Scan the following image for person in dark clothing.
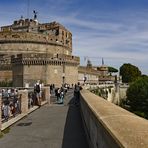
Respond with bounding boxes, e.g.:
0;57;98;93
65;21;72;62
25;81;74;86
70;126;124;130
3;98;10;121
34;81;42;107
74;82;82;106
50;84;53;94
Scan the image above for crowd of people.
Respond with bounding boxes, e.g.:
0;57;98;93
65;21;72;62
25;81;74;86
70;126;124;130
49;82;82;105
1;82;44;122
0;81;83;122
54;87;65;104
1;88;21;122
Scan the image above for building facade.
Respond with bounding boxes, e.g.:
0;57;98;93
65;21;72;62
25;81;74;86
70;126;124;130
78;61;116;85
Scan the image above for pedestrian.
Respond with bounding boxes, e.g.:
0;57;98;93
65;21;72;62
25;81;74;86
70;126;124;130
59;87;64;104
34;80;42;107
50;84;53;94
3;98;10;121
57;88;61;103
74;82;82;106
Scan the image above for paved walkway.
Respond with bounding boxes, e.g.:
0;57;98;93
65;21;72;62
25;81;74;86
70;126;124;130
0;90;89;148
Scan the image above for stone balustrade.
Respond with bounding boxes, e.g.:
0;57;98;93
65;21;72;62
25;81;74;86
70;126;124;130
80;89;148;148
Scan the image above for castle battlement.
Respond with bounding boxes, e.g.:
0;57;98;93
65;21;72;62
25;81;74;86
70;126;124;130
11;53;79;66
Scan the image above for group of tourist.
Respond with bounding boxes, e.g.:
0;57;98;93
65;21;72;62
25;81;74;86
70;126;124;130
54;82;82;105
1;88;21;122
55;87;65;104
0;81;83;123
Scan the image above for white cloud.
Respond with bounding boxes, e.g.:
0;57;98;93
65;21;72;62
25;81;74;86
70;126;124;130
0;1;148;74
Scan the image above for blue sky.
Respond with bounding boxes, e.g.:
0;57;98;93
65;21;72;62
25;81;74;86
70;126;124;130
0;0;148;74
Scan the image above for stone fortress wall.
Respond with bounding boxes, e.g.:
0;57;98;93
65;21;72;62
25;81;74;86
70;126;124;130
11;53;79;87
0;55;12;81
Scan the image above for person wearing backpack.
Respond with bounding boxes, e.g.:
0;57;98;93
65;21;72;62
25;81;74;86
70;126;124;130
34;80;42;107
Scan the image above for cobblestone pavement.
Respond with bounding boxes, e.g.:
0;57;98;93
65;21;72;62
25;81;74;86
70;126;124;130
0;89;89;148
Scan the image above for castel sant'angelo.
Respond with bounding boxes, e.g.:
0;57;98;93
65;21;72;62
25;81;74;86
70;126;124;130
0;13;80;87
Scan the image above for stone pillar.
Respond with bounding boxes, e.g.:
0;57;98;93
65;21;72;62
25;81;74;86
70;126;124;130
44;87;50;104
18;90;28;114
0;95;2;132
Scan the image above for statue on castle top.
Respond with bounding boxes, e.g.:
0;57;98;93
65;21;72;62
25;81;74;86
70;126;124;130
33;10;38;20
21;15;23;20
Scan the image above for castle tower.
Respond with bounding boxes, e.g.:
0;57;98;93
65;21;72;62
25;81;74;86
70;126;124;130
0;16;79;86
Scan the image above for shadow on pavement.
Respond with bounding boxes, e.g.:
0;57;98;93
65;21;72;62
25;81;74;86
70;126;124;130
62;97;89;148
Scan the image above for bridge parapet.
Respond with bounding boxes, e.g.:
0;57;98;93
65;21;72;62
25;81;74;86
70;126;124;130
80;89;148;148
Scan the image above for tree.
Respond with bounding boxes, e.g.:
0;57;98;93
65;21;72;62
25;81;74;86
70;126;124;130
120;63;141;83
108;66;118;75
126;76;148;118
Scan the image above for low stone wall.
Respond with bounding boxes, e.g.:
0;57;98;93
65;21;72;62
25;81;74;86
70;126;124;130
80;89;148;148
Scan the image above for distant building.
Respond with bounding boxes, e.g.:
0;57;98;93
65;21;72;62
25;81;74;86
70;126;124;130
78;66;99;84
78;59;116;84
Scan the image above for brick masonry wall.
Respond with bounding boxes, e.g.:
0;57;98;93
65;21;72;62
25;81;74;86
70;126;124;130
0;71;12;81
12;65;23;87
46;65;63;87
13;64;78;87
65;65;78;85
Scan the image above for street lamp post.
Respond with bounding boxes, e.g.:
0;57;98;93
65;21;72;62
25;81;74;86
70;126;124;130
62;73;65;86
62;53;66;86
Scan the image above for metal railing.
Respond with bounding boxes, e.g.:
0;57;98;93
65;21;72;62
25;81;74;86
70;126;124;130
0;87;49;131
1;89;21;122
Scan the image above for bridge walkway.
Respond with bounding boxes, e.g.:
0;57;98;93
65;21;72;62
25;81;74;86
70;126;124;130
0;89;89;148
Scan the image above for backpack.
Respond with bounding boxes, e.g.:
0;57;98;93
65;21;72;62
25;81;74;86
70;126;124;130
35;84;40;93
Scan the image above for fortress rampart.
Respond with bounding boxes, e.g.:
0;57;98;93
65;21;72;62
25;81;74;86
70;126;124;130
11;53;79;66
11;53;79;87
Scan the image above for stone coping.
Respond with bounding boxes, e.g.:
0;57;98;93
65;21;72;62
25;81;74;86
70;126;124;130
80;89;148;148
